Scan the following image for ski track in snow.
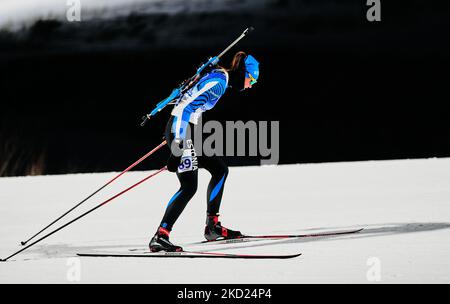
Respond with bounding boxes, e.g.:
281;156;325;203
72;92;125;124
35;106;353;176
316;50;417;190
1;159;450;283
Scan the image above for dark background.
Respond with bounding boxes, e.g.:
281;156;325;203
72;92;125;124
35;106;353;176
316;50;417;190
1;0;449;177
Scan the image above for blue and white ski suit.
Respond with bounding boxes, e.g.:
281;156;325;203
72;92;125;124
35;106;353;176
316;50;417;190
170;68;229;140
160;68;230;231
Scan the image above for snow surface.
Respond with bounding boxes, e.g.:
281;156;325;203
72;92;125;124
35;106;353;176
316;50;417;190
0;0;270;30
1;158;450;284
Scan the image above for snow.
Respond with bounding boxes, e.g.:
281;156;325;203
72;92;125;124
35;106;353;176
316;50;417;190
0;0;270;30
1;158;450;283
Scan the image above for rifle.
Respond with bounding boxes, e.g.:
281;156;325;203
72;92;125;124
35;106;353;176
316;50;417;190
140;27;255;127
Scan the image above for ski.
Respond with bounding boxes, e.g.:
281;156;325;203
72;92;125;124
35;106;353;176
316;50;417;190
77;251;301;260
126;228;364;253
193;228;364;245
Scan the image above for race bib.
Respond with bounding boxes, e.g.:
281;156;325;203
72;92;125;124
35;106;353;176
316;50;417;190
177;143;198;173
178;156;194;173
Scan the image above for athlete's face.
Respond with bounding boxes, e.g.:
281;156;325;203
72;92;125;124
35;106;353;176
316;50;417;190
243;72;257;90
244;76;253;90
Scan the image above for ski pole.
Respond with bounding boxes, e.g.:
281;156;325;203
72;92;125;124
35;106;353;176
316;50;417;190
20;140;167;246
1;167;168;262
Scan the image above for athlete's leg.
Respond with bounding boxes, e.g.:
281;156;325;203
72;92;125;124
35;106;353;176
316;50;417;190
201;155;229;215
200;155;242;241
158;116;199;231
150;119;199;251
150;171;196;252
159;170;198;232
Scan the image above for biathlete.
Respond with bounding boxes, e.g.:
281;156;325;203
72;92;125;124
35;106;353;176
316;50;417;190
150;51;260;252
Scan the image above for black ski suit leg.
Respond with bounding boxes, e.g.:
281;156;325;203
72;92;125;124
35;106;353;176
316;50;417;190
159;116;199;231
159;170;198;231
201;155;229;215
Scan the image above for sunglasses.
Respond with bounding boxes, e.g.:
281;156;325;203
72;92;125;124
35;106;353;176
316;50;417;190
247;72;257;85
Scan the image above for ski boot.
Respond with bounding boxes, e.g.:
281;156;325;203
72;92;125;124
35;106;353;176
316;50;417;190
204;214;243;241
149;227;183;253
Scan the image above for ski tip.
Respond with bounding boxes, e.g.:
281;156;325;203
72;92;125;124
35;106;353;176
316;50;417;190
288;253;302;259
0;259;6;262
269;253;301;260
263;252;301;259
